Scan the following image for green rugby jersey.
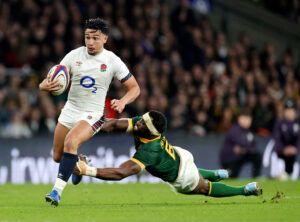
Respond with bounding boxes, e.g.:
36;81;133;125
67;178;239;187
130;116;180;182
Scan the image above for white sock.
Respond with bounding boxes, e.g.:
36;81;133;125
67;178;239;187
53;178;67;196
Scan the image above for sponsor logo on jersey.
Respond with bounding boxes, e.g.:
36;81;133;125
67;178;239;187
100;64;107;72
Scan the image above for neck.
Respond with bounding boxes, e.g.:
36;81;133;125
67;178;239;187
138;134;161;144
145;134;159;139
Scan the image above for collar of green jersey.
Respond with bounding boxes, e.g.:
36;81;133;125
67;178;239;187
137;135;161;144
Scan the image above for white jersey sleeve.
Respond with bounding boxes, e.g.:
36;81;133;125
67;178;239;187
111;56;131;83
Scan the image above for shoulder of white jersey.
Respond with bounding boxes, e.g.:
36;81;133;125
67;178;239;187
73;46;86;54
63;46;85;58
102;48;115;56
103;49;123;62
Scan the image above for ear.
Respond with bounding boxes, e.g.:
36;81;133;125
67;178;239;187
103;34;108;43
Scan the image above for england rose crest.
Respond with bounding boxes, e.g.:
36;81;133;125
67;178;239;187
100;64;107;72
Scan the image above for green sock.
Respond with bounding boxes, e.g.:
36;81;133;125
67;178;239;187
198;168;219;182
208;182;245;197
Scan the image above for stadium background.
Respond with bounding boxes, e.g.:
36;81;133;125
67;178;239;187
0;0;300;183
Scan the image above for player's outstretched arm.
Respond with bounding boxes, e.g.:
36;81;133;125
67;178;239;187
75;159;141;181
39;78;61;92
100;118;129;133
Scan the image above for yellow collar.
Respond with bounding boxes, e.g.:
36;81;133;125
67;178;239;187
138;135;161;144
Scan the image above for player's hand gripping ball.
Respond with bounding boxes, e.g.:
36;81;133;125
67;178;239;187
47;64;70;96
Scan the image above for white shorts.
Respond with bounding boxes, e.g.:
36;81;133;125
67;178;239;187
168;146;200;194
58;103;104;134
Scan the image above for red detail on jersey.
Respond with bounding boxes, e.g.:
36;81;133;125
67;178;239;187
100;64;107;72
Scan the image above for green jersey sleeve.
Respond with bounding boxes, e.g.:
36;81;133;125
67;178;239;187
132;116;141;125
127;116;141;133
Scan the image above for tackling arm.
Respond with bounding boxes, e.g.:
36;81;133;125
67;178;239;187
75;159;142;181
100;118;130;133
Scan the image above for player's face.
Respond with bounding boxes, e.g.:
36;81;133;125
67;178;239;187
134;119;152;137
84;29;108;55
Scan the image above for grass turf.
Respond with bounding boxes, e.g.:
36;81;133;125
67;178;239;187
0;180;299;222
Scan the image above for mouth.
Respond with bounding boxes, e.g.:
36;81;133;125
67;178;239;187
87;47;95;52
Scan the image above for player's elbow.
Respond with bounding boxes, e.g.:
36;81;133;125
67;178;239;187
116;168;135;180
115;170;129;180
135;85;140;98
129;82;140;99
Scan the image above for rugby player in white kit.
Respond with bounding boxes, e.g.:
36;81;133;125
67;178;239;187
39;18;140;206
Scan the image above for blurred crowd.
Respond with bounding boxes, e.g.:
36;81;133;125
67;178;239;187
262;0;300;23
0;0;299;139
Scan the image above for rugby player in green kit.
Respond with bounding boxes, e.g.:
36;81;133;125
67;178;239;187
75;110;262;197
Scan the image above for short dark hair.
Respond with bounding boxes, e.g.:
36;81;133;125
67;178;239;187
84;18;109;35
233;107;252;122
149;110;167;134
238;108;252;117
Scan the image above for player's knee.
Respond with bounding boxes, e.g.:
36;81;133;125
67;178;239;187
64;136;79;152
198;179;210;195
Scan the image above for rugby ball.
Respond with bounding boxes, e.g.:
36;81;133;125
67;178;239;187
47;64;70;96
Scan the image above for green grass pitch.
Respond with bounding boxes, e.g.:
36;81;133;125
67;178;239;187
0;180;299;222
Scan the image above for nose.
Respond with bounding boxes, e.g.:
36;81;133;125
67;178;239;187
86;39;94;46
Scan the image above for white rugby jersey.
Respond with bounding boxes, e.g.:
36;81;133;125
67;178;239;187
60;46;130;113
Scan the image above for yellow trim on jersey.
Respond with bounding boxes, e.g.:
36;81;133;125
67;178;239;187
126;119;133;132
131;158;145;170
138;135;161;144
208;181;212;196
